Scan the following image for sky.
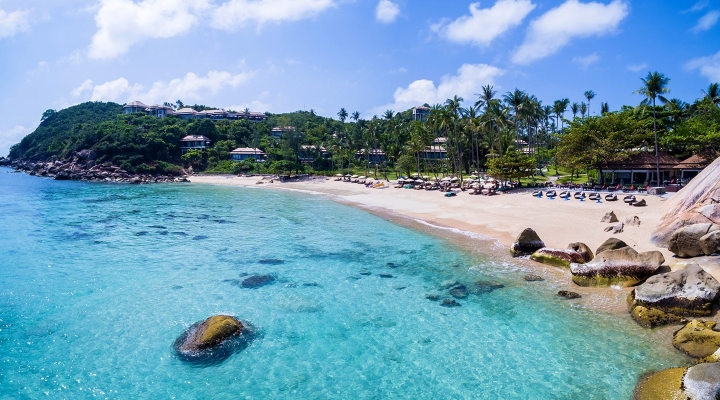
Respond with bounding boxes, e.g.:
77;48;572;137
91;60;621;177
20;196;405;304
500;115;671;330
1;0;719;156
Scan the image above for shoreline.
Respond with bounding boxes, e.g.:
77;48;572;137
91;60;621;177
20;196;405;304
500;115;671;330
187;174;700;358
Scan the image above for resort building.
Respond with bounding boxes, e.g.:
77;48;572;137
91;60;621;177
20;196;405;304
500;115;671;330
598;151;681;185
180;135;211;154
423;145;447;160
356;149;387;164
673;154;716;182
413;106;430;122
271;126;296;138
230;147;266;161
299;145;328;164
123;101;267;121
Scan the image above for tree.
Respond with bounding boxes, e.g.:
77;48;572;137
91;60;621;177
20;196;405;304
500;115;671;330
584;90;596;117
41;109;57;121
580;102;587;118
601;102;609;114
701;82;720;106
571;103;579;120
486;150;534;182
181;149;203;167
337;108;348;123
634;71;670;185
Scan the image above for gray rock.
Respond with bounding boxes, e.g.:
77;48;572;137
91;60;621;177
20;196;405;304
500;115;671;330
425;294;440;301
630;264;720;323
558;290;581;299
625;216;641;227
440;298;461;307
524;274;544;281
699;230;720;255
595;238;628;255
669;223;720;258
510;228;545;257
439;280;460;289
604;223;624;234
600;211;619;223
241;275;276;288
684;362;720;400
570;247;664;287
448;284;468;299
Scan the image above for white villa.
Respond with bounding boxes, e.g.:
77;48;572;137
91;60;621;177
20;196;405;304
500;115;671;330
180;135;211;154
123;101;267;121
230;147;266;161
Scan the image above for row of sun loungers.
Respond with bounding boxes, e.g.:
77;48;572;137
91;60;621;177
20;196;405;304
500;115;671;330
531;190;647;206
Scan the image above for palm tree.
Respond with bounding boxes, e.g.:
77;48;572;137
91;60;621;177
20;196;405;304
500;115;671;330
701;83;720;107
351;111;360;122
580;102;587;118
337;108;348;123
634;71;671;186
503;89;527;148
571;102;579;120
600;102;609;114
584;90;596;117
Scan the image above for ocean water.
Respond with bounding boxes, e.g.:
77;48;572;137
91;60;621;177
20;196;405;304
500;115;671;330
0;168;686;399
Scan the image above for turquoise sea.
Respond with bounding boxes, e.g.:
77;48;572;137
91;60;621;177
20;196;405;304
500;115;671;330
0;168;686;399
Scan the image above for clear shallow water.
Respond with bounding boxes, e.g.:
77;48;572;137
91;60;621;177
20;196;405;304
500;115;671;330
0;169;685;399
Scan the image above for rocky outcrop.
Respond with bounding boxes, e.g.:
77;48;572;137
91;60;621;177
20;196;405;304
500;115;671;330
530;242;593;268
600;211;618;223
604;223;624;234
668;223;720;258
595;238;628;255
673;319;720;358
175;315;244;356
652;155;720;246
10;155;187;184
628;264;720;328
635;363;720;400
700;230;720;256
570;247;664;287
510;228;544;257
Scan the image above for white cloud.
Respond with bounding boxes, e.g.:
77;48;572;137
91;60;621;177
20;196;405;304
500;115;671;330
626;63;648;72
88;0;211;59
372;64;504;114
686;50;720;82
572;52;600;68
512;0;629;64
71;70;254;104
692;10;720;32
686;1;709;13
0;7;32;38
212;0;335;30
433;0;535;47
0;126;32;157
375;0;400;24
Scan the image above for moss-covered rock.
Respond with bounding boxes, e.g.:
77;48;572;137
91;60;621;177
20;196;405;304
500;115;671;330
530;242;593;268
629;264;720;324
570;247;664;287
176;315;244;354
698;348;720;364
629;303;687;329
633;367;687;400
673;319;720;358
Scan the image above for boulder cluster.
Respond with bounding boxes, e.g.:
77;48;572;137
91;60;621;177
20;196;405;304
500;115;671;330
7;150;188;184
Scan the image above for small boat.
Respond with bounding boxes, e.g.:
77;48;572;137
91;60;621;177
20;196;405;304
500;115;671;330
623;195;636;204
605;193;618;201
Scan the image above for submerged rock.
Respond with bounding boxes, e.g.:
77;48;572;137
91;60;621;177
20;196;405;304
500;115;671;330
473;280;505;294
425;294;440;301
241;275;276;288
524;274;544;281
558;290;581;299
175;315;243;356
673;319;720;358
530;242;593;268
440;298;461;307
510;228;545;257
595;238;628;255
628;264;720;328
570;247;664;287
448;284;468;299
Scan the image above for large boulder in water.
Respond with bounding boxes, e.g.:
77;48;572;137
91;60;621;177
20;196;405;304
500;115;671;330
651;155;720;247
530;242;593;268
510;228;544;257
668;223;720;258
175;315;244;356
569;247;664;287
628;264;720;328
634;363;720;400
672;319;720;358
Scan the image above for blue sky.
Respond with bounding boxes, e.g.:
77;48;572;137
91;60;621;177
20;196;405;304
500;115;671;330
1;0;719;155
